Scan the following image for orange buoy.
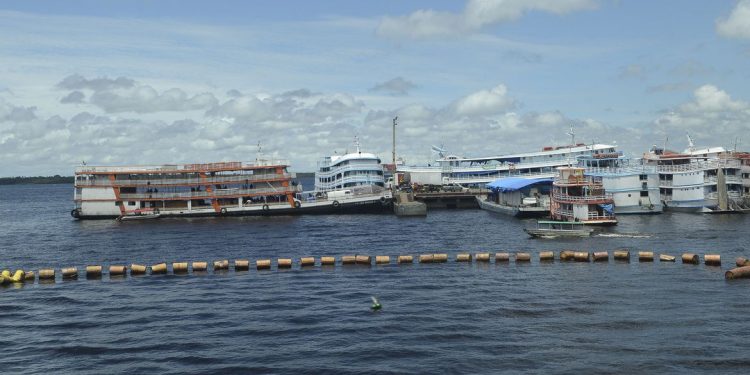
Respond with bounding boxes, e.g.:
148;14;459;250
659;254;676;262
419;254;434;263
300;257;315;267
130;264;147;275
321;256;335;266
172;262;188;274
539;251;554;262
192;261;208;272
85;265;102;278
516;252;531;262
355;255;371;265
725;266;750;279
433;253;448;263
613;250;630;261
704;254;721;266
495;252;510;262
375;256;390;264
61;267;78;279
341;255;356;265
398;255;413;263
234;259;250;271
456;253;471;262
560;250;575;261
682;253;699;265
475;253;490;262
638;251;654;262
256;259;271;270
277;258;293;268
151;263;167;274
574;252;590;262
109;265;127;276
593;251;608;262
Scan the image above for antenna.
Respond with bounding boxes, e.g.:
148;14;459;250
687;133;695;152
354;135;361;154
567;124;575;145
663;136;669;152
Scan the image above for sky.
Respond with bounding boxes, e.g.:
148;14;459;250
1;0;750;176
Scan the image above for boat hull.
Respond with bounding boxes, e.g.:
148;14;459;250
524;228;593;238
476;197;549;218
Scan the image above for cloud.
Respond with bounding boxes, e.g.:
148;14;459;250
377;0;598;39
717;0;750;39
454;84;516;116
646;82;693;93
90;86;218;114
57;74;135;91
369;77;418;96
60;91;85;104
679;84;747;112
617;64;646;80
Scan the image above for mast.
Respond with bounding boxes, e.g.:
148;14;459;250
392;116;398;167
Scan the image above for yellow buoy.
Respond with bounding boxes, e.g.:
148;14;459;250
375;256;390;264
86;265;103;278
321;256;335;266
213;260;229;270
433;254;448;263
682;253;699;265
277;258;293;268
130;264;147;275
234;259;250;271
11;270;25;283
593;251;609;262
38;268;55;280
456;253;471;262
573;252;590;262
356;255;372;265
560;250;575;261
398;255;413;263
539;251;554;262
61;267;78;279
725;266;750;279
495;252;510;262
192;261;208;272
704;254;721;266
172;262;188;274
341;255;356;265
475;253;491;262
638;251;654;262
419;254;434;263
256;259;271;270
516;252;531;262
151;263;167;274
736;257;750;267
109;265;127;276
24;271;35;281
659;254;676;262
613;250;630;261
300;257;316;267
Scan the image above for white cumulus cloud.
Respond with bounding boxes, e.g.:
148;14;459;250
454;84;516;116
717;0;750;39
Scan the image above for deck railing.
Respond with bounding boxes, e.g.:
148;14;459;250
552;193;613;202
76;173;294;187
119;186;298;200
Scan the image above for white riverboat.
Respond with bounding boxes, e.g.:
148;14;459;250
550;166;617;225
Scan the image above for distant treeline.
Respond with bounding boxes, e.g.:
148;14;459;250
295;172;315;178
0;175;74;185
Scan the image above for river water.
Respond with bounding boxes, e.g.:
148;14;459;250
1;183;749;374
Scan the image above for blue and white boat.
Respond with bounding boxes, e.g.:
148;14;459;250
478;177;552;218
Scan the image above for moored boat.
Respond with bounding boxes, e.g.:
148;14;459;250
524;220;594;238
550;166;617;225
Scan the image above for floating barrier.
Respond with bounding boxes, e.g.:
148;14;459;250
638;251;654;262
256;259;271;270
61;267;78;279
475;253;490;262
419;254;433;263
375;256;390;264
214;260;229;271
109;265;126;276
398;255;413;263
151;263;167;275
433;254;448;263
613;250;630;261
725;266;750;279
192;261;208;272
495;252;510;262
736;257;750;267
24;271;35;281
130;264;147;275
86;265;102;278
704;254;721;266
300;257;315;267
456;253;471;262
593;251;609;262
39;268;55;280
682;253;699;265
574;252;590;262
321;256;335;266
516;252;531;262
235;259;249;271
341;255;356;265
277;258;292;269
659;254;676;262
560;250;575;261
539;251;554;262
172;262;188;274
356;255;372;265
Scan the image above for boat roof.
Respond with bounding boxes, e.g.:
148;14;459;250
486;177;553;192
437;143;615;163
537;220;586;225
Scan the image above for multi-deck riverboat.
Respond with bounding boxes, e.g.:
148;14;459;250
550;166;617;225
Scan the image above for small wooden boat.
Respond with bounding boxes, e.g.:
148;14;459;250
524;220;593;238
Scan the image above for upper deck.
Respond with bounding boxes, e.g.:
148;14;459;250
75;159;290;175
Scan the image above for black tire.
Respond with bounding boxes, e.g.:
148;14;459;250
262;204;269;211
220;208;227;214
70;209;80;218
332;200;340;208
380;196;386;203
294;201;301;208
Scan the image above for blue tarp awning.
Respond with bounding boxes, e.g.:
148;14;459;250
486;177;553;192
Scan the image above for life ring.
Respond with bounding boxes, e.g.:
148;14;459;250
380;196;386;203
153;208;160;214
294;201;301;208
262;204;269;211
70;209;80;218
332;200;340;208
220;207;227;214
